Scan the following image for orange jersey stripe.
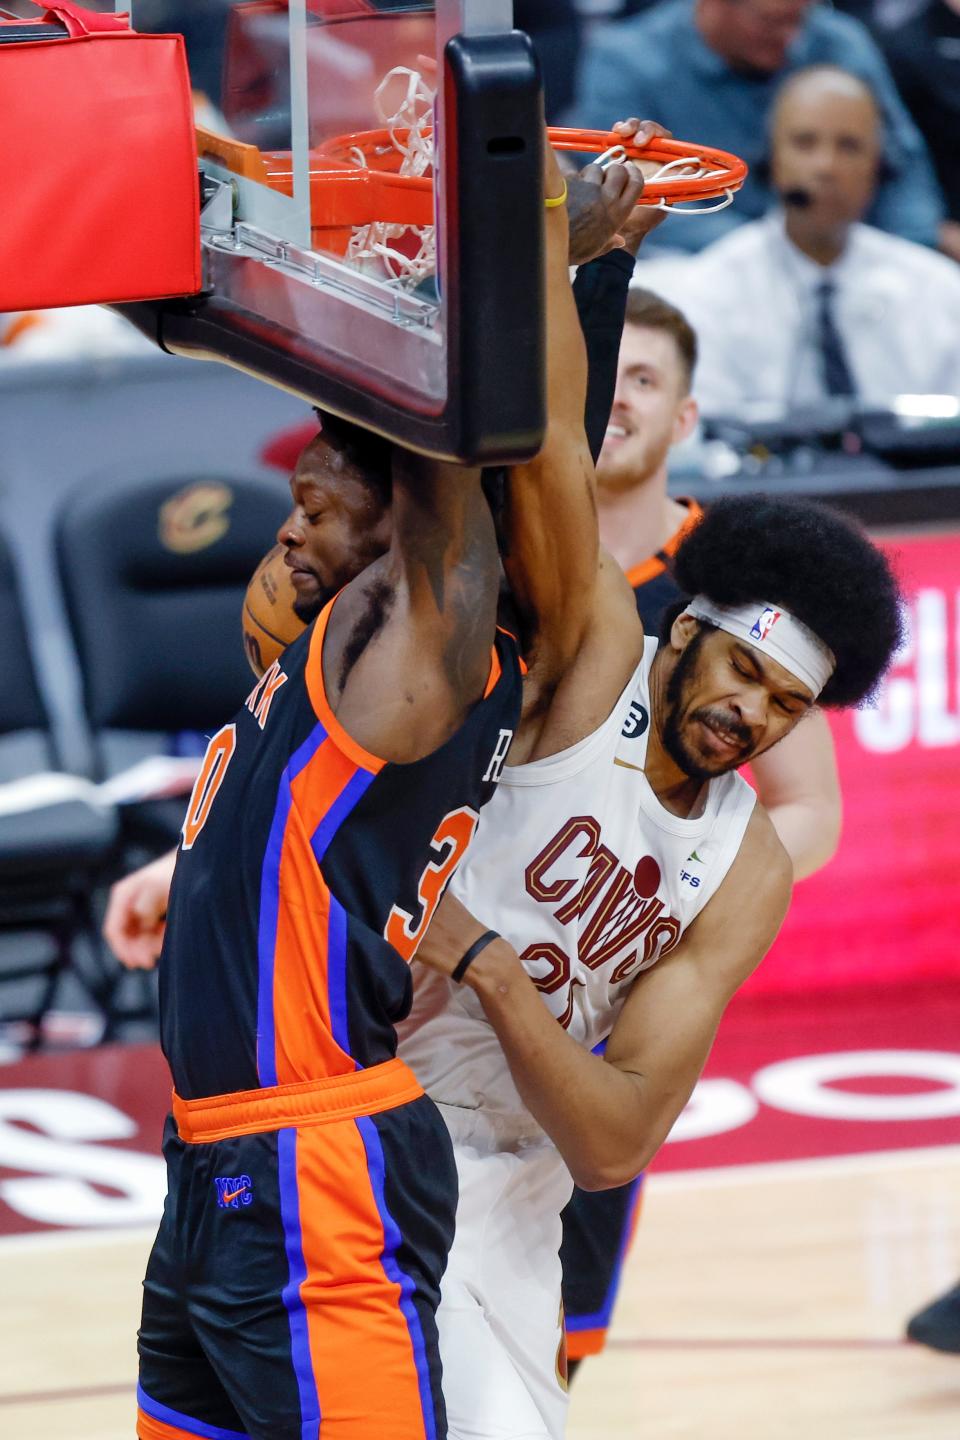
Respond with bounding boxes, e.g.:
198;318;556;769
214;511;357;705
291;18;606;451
624;498;704;591
565;1326;608;1360
624;553;667;589
484;645;502;698
137;1406;239;1440
271;737;367;1084
305;600;387;775
137;1410;196;1440
295;1120;435;1439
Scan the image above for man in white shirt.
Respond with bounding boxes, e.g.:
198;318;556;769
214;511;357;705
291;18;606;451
637;64;960;417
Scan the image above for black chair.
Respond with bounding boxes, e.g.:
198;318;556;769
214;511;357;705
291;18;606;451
0;529;121;1046
55;472;290;852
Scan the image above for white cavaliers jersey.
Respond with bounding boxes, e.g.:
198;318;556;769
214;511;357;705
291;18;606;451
397;638;757;1120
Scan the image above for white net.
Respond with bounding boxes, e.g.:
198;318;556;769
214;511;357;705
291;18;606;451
595;144;736;215
345;67;438;288
342;75;740;287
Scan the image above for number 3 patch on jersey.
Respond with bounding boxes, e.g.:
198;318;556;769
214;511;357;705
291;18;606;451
385;806;479;962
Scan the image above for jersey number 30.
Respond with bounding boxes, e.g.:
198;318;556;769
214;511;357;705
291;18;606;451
385;807;479;962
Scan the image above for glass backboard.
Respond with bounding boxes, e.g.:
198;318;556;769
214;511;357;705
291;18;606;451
124;0;546;464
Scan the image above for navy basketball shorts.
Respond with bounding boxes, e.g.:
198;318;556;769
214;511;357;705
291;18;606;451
561;1176;645;1362
137;1060;457;1440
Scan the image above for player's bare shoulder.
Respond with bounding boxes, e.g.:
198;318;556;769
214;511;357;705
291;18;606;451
731;802;793;899
695;802;792;980
592;545;645;647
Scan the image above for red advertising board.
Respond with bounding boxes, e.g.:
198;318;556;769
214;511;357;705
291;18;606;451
745;529;960;997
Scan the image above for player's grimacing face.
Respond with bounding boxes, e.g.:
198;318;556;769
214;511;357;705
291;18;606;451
597;326;692;492
278;437;392;623
662;622;813;780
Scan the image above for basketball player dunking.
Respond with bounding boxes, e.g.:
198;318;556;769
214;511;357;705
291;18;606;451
107;128;901;1440
116;136;652;1440
135;441;525;1440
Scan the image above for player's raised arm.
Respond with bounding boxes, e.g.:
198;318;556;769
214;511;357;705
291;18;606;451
752;710;842;878
500;143;638;691
502;130;673;760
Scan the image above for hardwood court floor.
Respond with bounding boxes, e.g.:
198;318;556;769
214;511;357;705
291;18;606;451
568;1146;960;1440
1;1147;957;1440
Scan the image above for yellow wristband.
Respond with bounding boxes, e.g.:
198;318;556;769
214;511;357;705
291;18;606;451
544;178;568;210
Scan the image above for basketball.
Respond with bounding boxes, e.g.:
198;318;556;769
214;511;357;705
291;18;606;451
242;544;307;678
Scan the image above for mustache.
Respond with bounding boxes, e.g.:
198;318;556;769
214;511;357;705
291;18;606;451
693;707;753;750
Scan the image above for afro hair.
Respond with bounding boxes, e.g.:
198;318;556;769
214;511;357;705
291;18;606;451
671;495;903;709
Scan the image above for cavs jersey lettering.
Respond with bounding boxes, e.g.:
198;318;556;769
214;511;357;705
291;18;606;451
160;598;522;1101
397;637;755;1119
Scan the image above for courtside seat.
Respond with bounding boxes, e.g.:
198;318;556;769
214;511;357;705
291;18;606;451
0;784;117;882
55;472;289;852
0;530;121;1045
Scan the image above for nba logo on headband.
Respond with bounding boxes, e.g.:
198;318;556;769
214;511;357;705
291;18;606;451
751;608;781;643
683;597;836;698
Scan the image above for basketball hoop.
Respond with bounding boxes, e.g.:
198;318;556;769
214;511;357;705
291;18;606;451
547;129;748;214
310;74;748;286
338;66;437;286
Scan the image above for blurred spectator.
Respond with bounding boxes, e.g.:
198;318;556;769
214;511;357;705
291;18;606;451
568;0;945;256
634;66;960;416
595;288;701;614
0;308;153;363
879;0;960;262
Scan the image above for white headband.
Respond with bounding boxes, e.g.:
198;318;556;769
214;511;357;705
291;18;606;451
682;597;836;699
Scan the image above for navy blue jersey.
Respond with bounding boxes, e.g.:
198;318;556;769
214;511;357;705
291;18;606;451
160;598;522;1100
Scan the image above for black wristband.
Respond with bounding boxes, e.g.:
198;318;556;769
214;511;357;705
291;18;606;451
451;929;501;985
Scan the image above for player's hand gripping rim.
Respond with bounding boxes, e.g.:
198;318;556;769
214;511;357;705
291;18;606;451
567;118;671;265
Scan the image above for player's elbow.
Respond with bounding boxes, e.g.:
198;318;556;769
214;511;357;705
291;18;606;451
790;797;843;880
807;822;841;877
569;1147;650;1193
816;797;843;867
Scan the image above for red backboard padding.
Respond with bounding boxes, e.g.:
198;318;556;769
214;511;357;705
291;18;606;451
0;3;201;310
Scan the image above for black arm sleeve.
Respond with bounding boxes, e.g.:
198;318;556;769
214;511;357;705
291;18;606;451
573;248;635;465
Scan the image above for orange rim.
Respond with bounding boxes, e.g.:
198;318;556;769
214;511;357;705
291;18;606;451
547;127;749;204
312;125;747;218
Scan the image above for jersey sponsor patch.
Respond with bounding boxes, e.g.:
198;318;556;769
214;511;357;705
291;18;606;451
681;848;704;888
621;701;649;740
